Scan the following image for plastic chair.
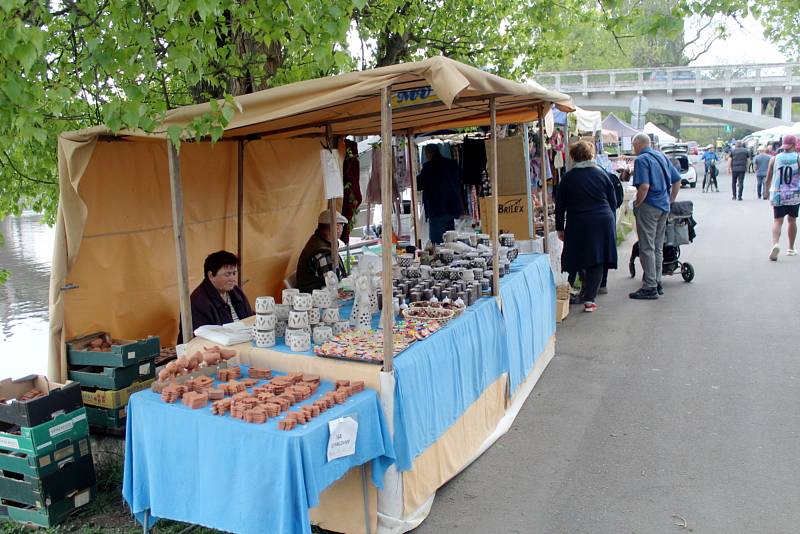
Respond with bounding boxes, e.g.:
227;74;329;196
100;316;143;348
284;271;297;289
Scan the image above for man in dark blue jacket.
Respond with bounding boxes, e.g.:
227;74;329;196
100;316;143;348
416;144;464;243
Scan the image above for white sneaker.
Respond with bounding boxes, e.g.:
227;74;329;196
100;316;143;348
769;244;780;261
787;249;798;256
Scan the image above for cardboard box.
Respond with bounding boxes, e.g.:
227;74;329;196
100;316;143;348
0;408;88;456
486;135;529;195
0;453;96;508
0;486;95;527
0;377;83;428
81;378;154;410
67;332;159;368
0;437;90;479
68;358;155;390
556;298;569;323
480;195;535;239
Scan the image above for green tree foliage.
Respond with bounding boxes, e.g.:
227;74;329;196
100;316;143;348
758;0;800;60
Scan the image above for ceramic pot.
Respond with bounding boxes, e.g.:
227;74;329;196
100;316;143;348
462;269;475;282
285;327;304;338
292;293;313;311
254;329;276;348
312;289;334;308
255;313;277;330
312;325;333;345
321;307;340;323
437;249;455;264
255;296;275;314
275;321;288;337
398;254;414;267
286;331;311;352
308;307;321;324
449;268;463;281
420;265;432;279
282;288;300;305
275;304;291;321
432;267;447;280
405;267;421;279
288;310;310;329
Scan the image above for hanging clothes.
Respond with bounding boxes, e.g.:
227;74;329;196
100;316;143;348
365;146;400;205
340;139;362;243
461;137;487;186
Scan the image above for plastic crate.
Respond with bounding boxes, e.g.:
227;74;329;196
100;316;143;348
68;358;155;390
0;377;83;428
67;332;159;368
81;378;154;409
0;436;90;479
0;408;89;456
0;486;95;527
0;453;96;507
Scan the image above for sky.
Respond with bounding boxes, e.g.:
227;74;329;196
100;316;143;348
689;16;786;66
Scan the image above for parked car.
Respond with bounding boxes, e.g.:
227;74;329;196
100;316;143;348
661;143;697;188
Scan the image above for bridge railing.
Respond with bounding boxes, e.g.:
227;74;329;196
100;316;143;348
536;63;800;93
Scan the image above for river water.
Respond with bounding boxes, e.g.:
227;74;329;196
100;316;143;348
0;213;53;379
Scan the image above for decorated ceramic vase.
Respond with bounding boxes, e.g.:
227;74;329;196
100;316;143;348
255;296;275;314
312;289;334;309
292;292;313;311
255;313;277;330
288;310;310;329
312;325;333;345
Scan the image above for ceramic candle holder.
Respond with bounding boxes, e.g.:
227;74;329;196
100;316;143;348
312;325;333;345
312;289;334;309
321;307;340;323
308;307;321;325
275;321;288;337
292;293;313;311
288;310;310;329
275;304;291;321
332;320;350;335
255;296;276;314
255;313;277;330
282;288;300;305
254;329;276;348
284;327;304;338
286;331;311;352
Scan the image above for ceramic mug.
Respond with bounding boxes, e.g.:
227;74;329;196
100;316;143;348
312;289;333;309
398;254;414;267
288;310;310;329
462;269;475;282
282;288;299;305
449;268;463;281
312;325;333;345
254;329;276;348
286;331;311;352
308;307;321;325
255;296;275;314
275;304;291;321
255;313;277;330
321;307;340;323
275;321;288;337
405;267;421;279
292;293;313;311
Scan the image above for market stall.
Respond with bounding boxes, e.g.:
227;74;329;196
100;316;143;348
50;56;573;533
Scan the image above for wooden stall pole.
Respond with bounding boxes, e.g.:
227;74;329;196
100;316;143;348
490;98;500;300
237;140;244;286
167;139;193;342
538;105;550;253
406;129;422;249
380;86;395;372
522;123;535;240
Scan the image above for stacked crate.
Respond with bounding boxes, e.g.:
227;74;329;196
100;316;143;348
67;332;159;435
0;376;96;527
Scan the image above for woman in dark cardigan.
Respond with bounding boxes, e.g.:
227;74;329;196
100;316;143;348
555;141;618;312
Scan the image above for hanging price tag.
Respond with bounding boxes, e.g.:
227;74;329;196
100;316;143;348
327;416;358;462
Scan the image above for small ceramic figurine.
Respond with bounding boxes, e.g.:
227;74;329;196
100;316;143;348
324;270;339;302
349;269;373;331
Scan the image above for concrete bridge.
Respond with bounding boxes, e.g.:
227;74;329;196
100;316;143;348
536;63;800;130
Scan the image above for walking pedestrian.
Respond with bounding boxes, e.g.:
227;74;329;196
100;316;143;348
753;147;771;199
629;133;681;300
555;141;618;313
764;134;799;260
728;140;750;201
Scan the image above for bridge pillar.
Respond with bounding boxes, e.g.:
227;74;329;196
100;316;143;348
781;96;792;121
722;97;731;110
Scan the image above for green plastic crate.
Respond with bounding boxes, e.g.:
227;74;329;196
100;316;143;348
0;453;96;507
0;408;89;456
0;436;90;479
68;358;155;390
0;485;95;527
67;332;160;368
85;406;126;430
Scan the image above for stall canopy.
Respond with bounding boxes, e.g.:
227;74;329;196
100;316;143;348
601;113;640;138
644;122;676;144
574;106;602;133
50;56;573;381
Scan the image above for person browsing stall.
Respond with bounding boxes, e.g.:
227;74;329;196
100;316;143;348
416;144;464;244
296;209;347;293
629;133;681;300
190;250;254;331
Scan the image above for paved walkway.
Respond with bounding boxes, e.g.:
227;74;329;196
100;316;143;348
414;169;800;533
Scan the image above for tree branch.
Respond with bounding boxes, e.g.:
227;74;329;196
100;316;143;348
0;151;58;185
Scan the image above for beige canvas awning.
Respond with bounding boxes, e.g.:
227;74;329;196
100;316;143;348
49;56;573;380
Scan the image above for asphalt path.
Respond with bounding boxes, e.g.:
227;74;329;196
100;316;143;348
413;167;800;534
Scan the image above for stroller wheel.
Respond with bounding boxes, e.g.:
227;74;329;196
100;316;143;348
681;262;695;282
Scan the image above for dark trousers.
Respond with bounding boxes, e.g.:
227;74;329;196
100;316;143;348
757;175;766;198
732;172;745;199
428;215;455;244
582;264;604;302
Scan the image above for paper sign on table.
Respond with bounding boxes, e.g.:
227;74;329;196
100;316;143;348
327;416;358;462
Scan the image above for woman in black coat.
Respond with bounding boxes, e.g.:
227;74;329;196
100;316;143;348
555;141;618;312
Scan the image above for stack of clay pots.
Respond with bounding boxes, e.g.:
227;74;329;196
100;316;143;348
311;289;338;345
253;296;277;348
284;290;312;352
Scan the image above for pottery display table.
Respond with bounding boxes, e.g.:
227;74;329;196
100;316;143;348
121;368;394;534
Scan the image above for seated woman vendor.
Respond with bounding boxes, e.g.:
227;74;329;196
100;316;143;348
191;250;253;329
296;210;347;293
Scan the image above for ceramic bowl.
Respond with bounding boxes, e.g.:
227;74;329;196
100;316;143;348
308;307;321;325
255;296;275;314
275;304;291;321
255;312;277;330
398;254;414;267
275;321;288;337
282;288;299;305
293;293;313;311
312;325;333;345
254;329;276;348
288;310;310;329
312;289;334;309
286;331;311;352
321;307;340;323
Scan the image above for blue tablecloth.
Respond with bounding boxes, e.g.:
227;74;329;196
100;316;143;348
122;368;395;534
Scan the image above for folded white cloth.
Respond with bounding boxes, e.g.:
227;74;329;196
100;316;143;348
193;321;252;346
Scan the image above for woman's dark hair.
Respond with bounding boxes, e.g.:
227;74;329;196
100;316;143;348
204;250;239;278
569;140;595;163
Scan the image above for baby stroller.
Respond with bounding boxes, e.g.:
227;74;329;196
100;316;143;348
702;160;719;193
629;200;697;282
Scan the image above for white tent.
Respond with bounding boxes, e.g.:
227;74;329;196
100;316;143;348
644;122;676;144
574;106;602;132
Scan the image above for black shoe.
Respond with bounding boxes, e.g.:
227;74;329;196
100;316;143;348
569;294;584;305
629;287;659;300
657;283;663;295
